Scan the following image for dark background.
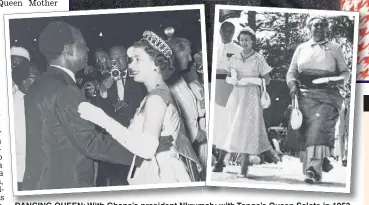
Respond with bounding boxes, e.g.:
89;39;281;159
9;9;202;73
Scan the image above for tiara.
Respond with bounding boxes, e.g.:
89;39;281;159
142;31;173;59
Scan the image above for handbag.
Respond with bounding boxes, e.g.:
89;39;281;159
290;95;303;130
260;78;271;109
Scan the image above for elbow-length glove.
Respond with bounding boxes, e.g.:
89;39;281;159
78;102;159;159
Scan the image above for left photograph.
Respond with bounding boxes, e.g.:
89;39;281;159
4;5;209;195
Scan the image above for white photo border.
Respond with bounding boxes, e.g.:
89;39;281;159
205;4;359;194
4;4;210;196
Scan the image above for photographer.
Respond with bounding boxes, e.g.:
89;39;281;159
96;45;147;186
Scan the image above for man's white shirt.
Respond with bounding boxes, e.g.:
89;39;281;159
13;84;26;182
217;41;242;73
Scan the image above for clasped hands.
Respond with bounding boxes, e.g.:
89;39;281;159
77;102;174;154
226;77;262;86
226;68;262;86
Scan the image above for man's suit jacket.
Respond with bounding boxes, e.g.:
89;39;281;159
106;77;147;127
22;66;141;190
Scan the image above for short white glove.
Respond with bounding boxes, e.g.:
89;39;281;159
230;68;238;79
226;76;237;85
106;121;159;159
237;78;250;86
78;102;112;128
237;77;262;86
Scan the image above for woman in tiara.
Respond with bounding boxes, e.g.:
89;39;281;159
77;31;202;184
213;27;277;177
286;16;349;184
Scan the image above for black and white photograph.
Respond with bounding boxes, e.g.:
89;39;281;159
207;5;358;193
70;0;342;83
4;5;209;195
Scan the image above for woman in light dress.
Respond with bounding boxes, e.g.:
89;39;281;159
167;37;208;180
286;16;350;184
213;27;275;177
78;31;202;184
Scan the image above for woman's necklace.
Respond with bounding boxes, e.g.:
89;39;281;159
241;50;254;62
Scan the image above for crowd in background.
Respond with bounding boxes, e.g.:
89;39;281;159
11;20;207;190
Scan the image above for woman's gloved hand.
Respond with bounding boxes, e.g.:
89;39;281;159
238;77;262;86
237;78;250;86
226;76;238;85
78;102;111;128
230;68;237;79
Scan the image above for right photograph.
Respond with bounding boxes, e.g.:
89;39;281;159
207;5;358;193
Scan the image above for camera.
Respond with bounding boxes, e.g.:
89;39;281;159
109;58;121;80
110;68;121;80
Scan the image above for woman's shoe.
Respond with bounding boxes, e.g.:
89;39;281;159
315;174;322;183
304;170;316;184
304;167;317;184
236;173;247;178
237;166;248;178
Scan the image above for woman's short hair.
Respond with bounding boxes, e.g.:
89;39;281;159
307;16;329;30
133;40;175;81
237;30;256;42
237;27;256;46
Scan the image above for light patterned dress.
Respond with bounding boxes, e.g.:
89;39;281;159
215;51;272;154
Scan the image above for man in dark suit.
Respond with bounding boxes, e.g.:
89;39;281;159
96;46;147;186
22;21;170;190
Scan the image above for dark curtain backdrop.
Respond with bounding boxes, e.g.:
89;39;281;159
9;9;202;73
